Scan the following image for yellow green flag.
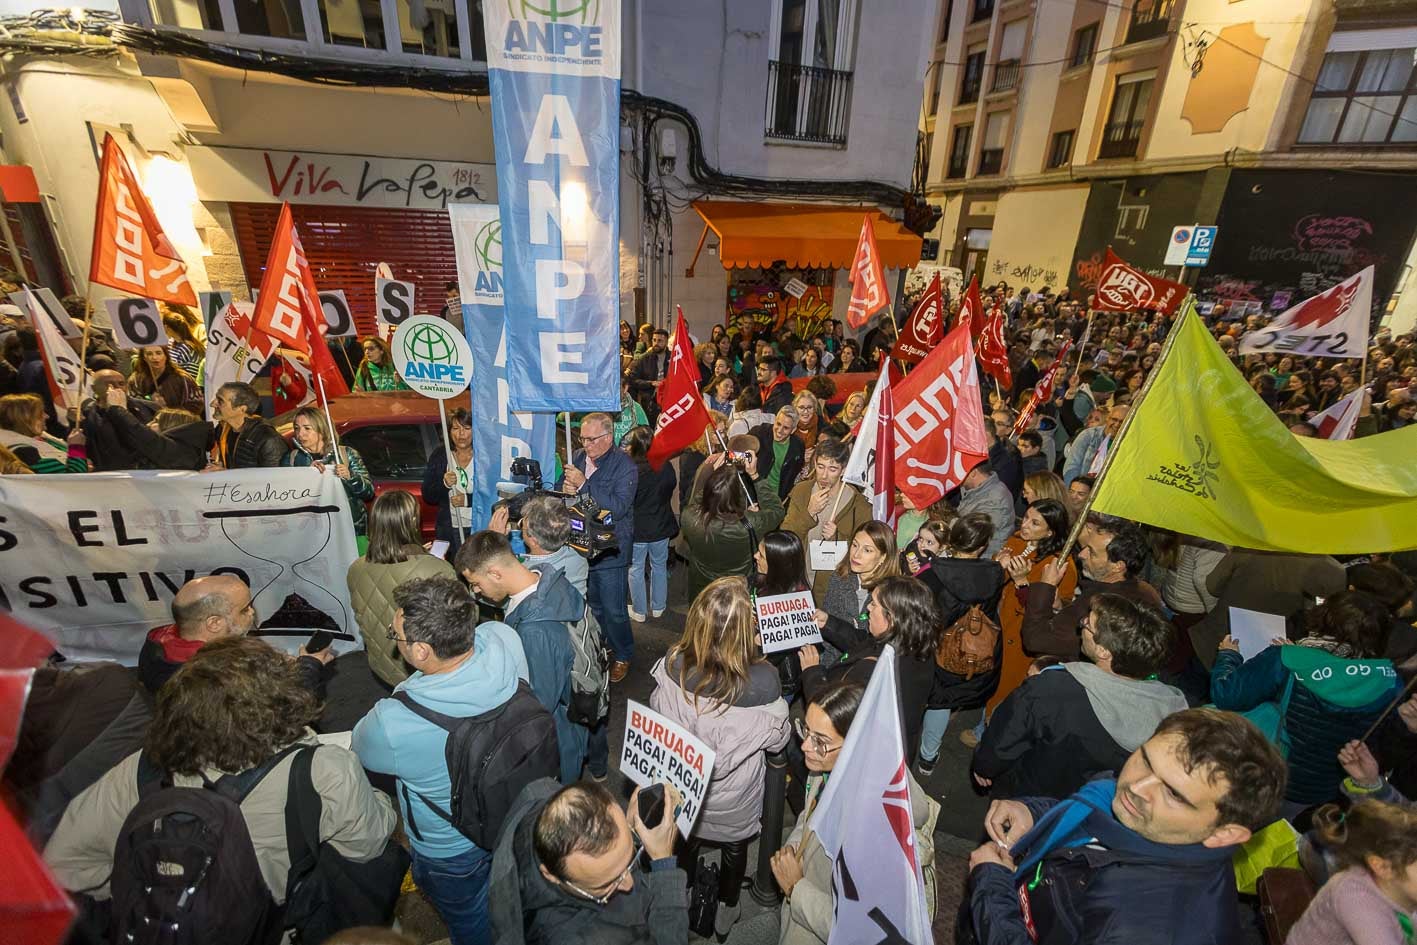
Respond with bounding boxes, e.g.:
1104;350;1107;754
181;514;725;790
1091;300;1417;553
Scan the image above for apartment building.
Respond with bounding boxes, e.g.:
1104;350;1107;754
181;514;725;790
921;0;1417;315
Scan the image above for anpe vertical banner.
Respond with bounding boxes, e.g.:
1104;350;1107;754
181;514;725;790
449;203;558;530
482;0;622;412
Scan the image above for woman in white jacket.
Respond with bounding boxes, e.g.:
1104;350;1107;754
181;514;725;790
650;575;791;940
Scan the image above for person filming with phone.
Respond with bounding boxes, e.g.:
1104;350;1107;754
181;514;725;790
490;778;688;944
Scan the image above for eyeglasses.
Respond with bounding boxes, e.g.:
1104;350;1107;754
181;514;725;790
558;837;641;904
386;621;410;644
582;431;612;443
793;717;842;756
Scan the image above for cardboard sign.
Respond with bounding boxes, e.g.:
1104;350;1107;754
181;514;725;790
318;290;356;337
103;297;168;350
199;290;233;331
755;591;822;654
809;539;847;572
620;700;716;838
375;277;414;333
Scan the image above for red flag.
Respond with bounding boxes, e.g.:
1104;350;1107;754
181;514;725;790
647;307;713;470
89;133;196;306
1013;338;1073;436
978;306;1012;389
889;273;944;364
870;370;898;527
953;275;987;340
892;323;988;510
252;203;349;404
846;214;889;329
1092;248;1188;315
271;355;314;415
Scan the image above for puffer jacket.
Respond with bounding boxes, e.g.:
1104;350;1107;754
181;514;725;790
228;416;290;469
1211;644;1400;805
346;551;457;686
649;654;790;842
282;443;375;535
506;566;585;784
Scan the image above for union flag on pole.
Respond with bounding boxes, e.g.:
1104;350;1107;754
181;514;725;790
846;214;889;330
89;133;196;306
1311;388;1363;440
892;322;988;510
1091;248;1188;315
252;203;348;404
890;273;943;364
979;306;1012;389
19;288;90;415
1013;338;1072;436
953;274;987;340
1238;266;1372;360
843;361;898;525
647;307;713;470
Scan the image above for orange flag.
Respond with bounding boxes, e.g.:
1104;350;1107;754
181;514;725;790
89;133;196;306
846;214;889;329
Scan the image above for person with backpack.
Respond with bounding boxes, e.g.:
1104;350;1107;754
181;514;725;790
352;576;559;945
456;530;589;785
44;636;400;945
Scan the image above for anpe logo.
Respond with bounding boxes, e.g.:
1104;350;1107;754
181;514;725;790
473;219;504;295
402;322;466;384
512;0;598;23
504;0;604;58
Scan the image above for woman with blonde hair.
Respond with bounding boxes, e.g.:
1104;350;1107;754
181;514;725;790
1020;469;1068;511
0;393;86;473
649;576;790;939
280;406;375;539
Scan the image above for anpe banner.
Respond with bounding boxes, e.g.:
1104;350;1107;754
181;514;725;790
482;0;622;412
0;468;360;662
449;203;557;531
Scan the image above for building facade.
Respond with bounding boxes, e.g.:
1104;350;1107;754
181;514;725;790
922;0;1417;321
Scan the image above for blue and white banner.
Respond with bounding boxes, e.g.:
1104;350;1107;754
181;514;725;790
449;203;558;530
482;0;621;412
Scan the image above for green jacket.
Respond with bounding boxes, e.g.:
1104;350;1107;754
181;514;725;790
282;443;376;535
680;460;784;601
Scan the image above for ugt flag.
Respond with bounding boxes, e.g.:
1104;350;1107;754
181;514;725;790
449;203;557;531
1239;266;1373;360
647;307;712;470
809;645;931;944
1091;248;1188;315
890;273;943;365
482;0;622;412
892;322;988;511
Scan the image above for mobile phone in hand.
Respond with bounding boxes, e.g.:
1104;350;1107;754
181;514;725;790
305;630;334;654
637;782;666;830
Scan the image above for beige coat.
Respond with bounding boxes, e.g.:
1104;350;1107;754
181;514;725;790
346;552;457;686
781;478;872;601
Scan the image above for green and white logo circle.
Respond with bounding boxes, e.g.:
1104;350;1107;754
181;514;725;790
513;0;598;24
391;315;474;400
473;219;502;272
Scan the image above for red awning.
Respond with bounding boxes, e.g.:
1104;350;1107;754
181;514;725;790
0;165;40;203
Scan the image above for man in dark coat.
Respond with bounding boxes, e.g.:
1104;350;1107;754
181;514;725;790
80;369;159;470
211;381;288;469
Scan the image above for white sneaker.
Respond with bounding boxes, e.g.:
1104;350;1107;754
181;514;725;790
629;609;646;623
651;609;665;618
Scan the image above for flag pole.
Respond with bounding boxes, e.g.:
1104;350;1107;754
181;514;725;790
315;370;343;466
1057;298;1194;560
1075;311;1094;376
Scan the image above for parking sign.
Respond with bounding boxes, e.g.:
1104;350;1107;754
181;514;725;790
1185;226;1218;267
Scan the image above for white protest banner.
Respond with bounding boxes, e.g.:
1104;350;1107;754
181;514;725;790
20;287;89;412
10;287;79;338
318;289;356;337
375;277;415;334
0;467;360;662
1239;266;1372;359
755;591;822;654
203;301;272;421
103;297;169;350
620;700;716;838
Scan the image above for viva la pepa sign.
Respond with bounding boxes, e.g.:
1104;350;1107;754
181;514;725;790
481;0;622;412
391;315;474;399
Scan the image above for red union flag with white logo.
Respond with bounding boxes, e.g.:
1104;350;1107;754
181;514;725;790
843;361;898;525
1239;265;1372;360
1014;337;1072;437
953;274;987;339
979;306;1012;389
892;322;988;510
846;214;889;329
89;133;197;306
647;307;712;470
890;273;943;364
809;646;931;945
1092;248;1187;315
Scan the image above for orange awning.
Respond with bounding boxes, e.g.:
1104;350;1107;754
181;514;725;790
693;200;922;271
0;166;40;203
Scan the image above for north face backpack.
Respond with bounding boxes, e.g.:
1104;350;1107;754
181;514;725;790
392;681;559;849
567;606;610;725
109;747;298;945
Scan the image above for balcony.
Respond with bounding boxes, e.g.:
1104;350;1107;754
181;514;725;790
765;60;854;146
977;148;1003;174
1098;120;1144;158
1125;0;1174;45
971;0;994;23
991;59;1020;93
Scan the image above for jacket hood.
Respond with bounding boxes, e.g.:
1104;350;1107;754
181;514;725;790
1281;645;1399;708
1063;662;1189;751
393;626;521;716
925;557;1007;605
510;565;585;626
658;653;782;709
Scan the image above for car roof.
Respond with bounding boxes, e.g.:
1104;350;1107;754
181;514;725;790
274;390;472;434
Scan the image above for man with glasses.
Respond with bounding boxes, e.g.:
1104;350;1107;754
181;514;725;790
489;777;687;944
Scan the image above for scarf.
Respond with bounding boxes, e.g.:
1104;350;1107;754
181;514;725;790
0;428;66;462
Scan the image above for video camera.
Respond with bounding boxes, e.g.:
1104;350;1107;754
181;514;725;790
501;457;619;562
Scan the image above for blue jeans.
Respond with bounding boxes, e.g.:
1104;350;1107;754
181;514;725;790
919;708;951;763
411;845;492;945
629;539;670;616
588;566;634;662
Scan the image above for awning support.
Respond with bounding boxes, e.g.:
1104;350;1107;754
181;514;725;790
685;222;710;278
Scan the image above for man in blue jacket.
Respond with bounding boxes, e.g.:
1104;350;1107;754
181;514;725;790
353;576;526;945
967;708;1286;945
457;531;587;784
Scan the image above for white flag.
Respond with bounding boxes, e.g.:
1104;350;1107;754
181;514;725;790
203;301;271;421
809;645;931;944
1310;388;1363;440
21;287;90;415
1239;267;1373;360
843;361;890;488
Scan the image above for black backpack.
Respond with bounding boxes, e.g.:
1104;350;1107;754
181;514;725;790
109;746;298;945
392;681;559;849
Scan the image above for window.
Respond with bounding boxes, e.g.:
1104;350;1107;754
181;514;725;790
971;0;994;24
992;20;1025;92
341;424;431;481
978;111;1009;174
1069;23;1098;68
948;124;973;178
1125;0;1173;46
1047;129;1075;168
774;0;855;70
960;47;985;104
1298;42;1417;146
768;0;858;144
925;66;942;117
1099;71;1154;158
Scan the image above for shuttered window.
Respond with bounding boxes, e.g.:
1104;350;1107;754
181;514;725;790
228;202;458;336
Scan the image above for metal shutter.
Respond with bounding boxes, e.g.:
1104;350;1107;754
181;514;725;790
228;202;458;336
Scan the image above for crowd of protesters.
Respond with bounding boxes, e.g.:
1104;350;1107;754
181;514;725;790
6;271;1417;945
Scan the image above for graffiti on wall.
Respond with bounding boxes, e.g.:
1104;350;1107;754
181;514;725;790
727;277;834;337
990;259;1061;288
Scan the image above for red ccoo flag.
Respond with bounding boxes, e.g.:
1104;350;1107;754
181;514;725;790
1091;248;1188;315
647;307;713;470
252;203;349;405
978;305;1012;389
953;274;987;340
890;273;944;365
89;133;197;306
846;214;889;329
892;322;988;510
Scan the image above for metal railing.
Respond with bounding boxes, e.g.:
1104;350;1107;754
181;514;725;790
765;60;854;146
991;59;1020;93
1098;119;1145;158
1126;0;1174;45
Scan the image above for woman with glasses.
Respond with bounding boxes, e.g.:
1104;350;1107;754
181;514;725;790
771;679;939;942
648;576;791;940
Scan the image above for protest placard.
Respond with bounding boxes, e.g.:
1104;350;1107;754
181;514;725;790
620;700;716;838
755;590;822;654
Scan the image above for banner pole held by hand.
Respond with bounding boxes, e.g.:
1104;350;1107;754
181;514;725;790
1361;674;1417;744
